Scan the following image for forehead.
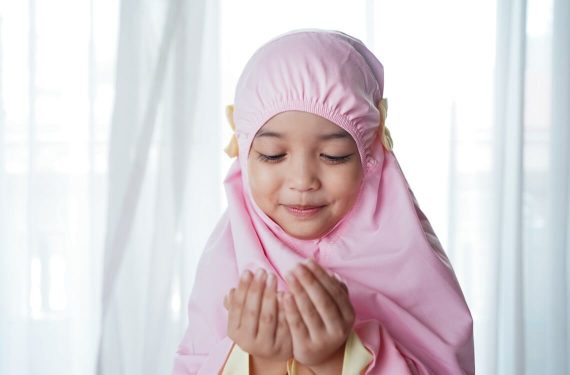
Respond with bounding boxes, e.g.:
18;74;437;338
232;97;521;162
255;111;353;141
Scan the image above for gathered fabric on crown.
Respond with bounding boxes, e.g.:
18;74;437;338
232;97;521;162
172;29;475;375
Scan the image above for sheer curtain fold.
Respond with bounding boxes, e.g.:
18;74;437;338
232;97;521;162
492;0;527;373
485;0;570;373
549;0;570;373
96;0;220;374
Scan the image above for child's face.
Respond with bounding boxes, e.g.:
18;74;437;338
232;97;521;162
247;111;363;240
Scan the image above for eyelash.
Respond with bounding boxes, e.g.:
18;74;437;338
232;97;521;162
256;153;354;164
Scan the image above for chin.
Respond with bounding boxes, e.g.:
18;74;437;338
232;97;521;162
282;224;328;240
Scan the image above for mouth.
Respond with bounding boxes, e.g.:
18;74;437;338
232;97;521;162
282;204;326;218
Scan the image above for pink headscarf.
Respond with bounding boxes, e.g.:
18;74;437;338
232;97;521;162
173;29;474;374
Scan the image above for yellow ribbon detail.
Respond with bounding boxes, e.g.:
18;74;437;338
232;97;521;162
378;98;393;151
224;104;239;158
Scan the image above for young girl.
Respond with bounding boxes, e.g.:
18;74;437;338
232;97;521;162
172;29;474;374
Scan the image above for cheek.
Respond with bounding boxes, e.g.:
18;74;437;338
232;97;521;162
326;165;363;203
248;162;281;202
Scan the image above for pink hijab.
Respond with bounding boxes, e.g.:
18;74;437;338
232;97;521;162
173;29;474;374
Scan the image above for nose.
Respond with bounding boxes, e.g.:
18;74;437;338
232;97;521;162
288;156;320;192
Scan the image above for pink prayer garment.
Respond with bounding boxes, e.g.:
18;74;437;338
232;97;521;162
172;29;475;374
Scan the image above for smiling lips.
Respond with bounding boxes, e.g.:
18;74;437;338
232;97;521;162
283;204;325;218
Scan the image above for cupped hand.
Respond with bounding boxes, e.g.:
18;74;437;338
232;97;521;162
282;259;355;367
224;269;293;362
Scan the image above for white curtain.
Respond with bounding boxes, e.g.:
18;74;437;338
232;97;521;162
0;0;220;374
96;0;220;374
0;0;119;374
479;0;569;372
0;0;567;374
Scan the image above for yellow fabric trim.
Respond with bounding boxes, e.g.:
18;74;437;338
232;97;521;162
378;98;393;151
221;343;249;375
287;358;296;374
287;330;373;375
342;330;374;375
224;104;239;158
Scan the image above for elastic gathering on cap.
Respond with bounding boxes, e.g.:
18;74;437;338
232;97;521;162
246;100;372;170
224;98;392;175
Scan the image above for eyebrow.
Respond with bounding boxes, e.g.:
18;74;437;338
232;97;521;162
255;129;351;140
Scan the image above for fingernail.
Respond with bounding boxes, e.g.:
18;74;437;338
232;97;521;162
241;270;252;281
294;264;306;276
332;272;345;283
255;268;265;280
267;273;275;286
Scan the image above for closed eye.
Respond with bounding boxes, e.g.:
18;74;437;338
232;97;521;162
256;152;286;163
321;153;354;164
255;152;354;164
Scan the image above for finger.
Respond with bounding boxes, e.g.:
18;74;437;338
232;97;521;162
283;292;310;342
276;293;292;342
224;288;236;311
293;263;344;332
285;270;325;339
275;298;292;355
339;281;349;294
305;260;354;323
277;291;284;304
229;271;253;331
257;273;278;341
242;269;268;336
